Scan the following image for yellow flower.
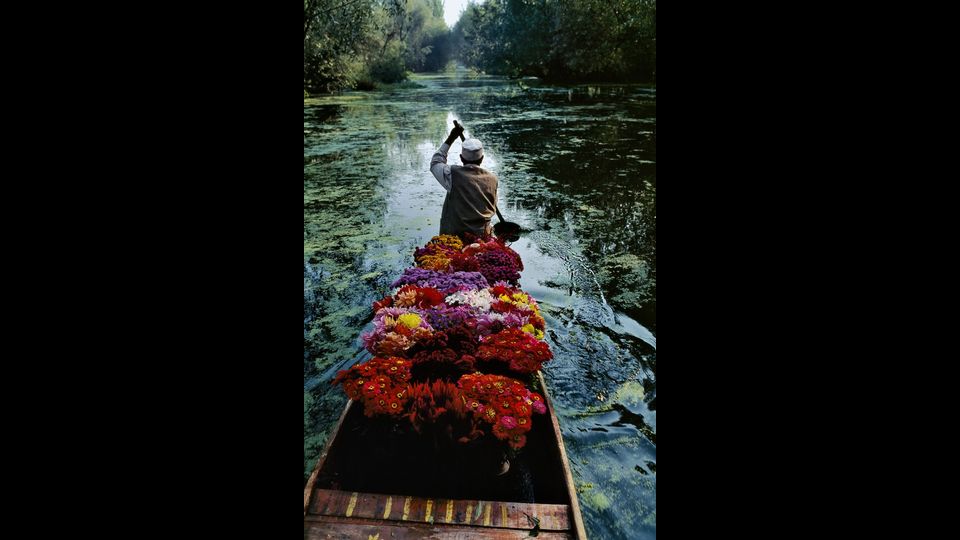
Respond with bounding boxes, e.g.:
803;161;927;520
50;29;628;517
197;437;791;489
416;253;451;271
397;313;422;329
431;234;464;250
522;324;544;340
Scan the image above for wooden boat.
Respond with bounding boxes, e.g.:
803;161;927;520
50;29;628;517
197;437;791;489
303;371;588;539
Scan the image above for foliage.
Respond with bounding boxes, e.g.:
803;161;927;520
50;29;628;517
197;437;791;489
305;0;453;92
304;0;656;91
303;0;375;93
454;0;657;82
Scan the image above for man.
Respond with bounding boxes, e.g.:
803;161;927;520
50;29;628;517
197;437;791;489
430;123;498;237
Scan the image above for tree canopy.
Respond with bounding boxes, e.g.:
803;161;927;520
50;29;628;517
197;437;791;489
304;0;657;93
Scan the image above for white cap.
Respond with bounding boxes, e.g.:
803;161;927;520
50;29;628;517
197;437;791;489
460;138;484;161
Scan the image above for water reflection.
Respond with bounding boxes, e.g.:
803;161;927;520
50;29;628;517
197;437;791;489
305;71;655;539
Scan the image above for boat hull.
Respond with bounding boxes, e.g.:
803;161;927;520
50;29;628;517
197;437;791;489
304;372;587;538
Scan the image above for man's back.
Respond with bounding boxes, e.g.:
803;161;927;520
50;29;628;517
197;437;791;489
430;127;499;237
440;164;498;236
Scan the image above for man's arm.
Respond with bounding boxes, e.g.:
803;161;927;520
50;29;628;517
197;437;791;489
430;124;464;192
430;143;453;192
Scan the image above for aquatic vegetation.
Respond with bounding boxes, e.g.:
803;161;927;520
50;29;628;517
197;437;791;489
580;488;612;511
596;252;656;319
611;380;646;406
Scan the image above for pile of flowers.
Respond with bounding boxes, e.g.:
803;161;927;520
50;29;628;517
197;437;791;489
390;268;489;295
476;328;553;374
413;234;464;271
335;234;552;450
332;357;412;417
360;307;434;357
462;238;523;285
459;373;546;449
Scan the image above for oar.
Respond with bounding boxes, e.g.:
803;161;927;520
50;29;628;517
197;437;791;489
452;120;522;241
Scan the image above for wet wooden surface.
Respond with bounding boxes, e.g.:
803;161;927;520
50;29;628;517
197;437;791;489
309;488;570;531
305;514;573;539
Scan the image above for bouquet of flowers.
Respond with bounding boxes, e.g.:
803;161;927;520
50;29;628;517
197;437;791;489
459;373;546;449
360;307;434;357
475;328;554;374
333;357;412;417
335;234;552;450
390;268;489;294
413;234;464;271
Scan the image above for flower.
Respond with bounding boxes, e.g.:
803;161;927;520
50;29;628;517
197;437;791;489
397;313;422;330
456;373;547;448
475;328;554;374
475;250;521;285
337;235;553;450
391;268;489;294
445;288;495;312
372;295;393;312
521;323;545;340
332;357;413;418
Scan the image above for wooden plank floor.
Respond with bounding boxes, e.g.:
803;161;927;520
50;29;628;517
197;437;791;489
305;488;572;538
305;515;572;539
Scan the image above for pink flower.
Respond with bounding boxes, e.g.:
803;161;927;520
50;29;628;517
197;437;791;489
500;415;518;429
532;401;546;414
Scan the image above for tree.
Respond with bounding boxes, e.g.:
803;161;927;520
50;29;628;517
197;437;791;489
454;0;657;82
304;0;376;92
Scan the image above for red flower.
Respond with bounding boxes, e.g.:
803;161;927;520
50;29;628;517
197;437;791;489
416;287;446;308
475;328;554;374
508;434;527;449
372;295;393;312
332;357;413;418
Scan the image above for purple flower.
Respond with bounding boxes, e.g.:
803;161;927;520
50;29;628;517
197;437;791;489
502;312;524;328
391;268;440;288
391;268;489;294
476;250;521;285
423;305;473;331
475;313;505;336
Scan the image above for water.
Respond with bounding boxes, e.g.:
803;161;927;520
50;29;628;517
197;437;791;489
304;70;656;539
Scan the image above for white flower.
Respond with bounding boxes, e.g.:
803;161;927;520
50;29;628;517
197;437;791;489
445;289;495;312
